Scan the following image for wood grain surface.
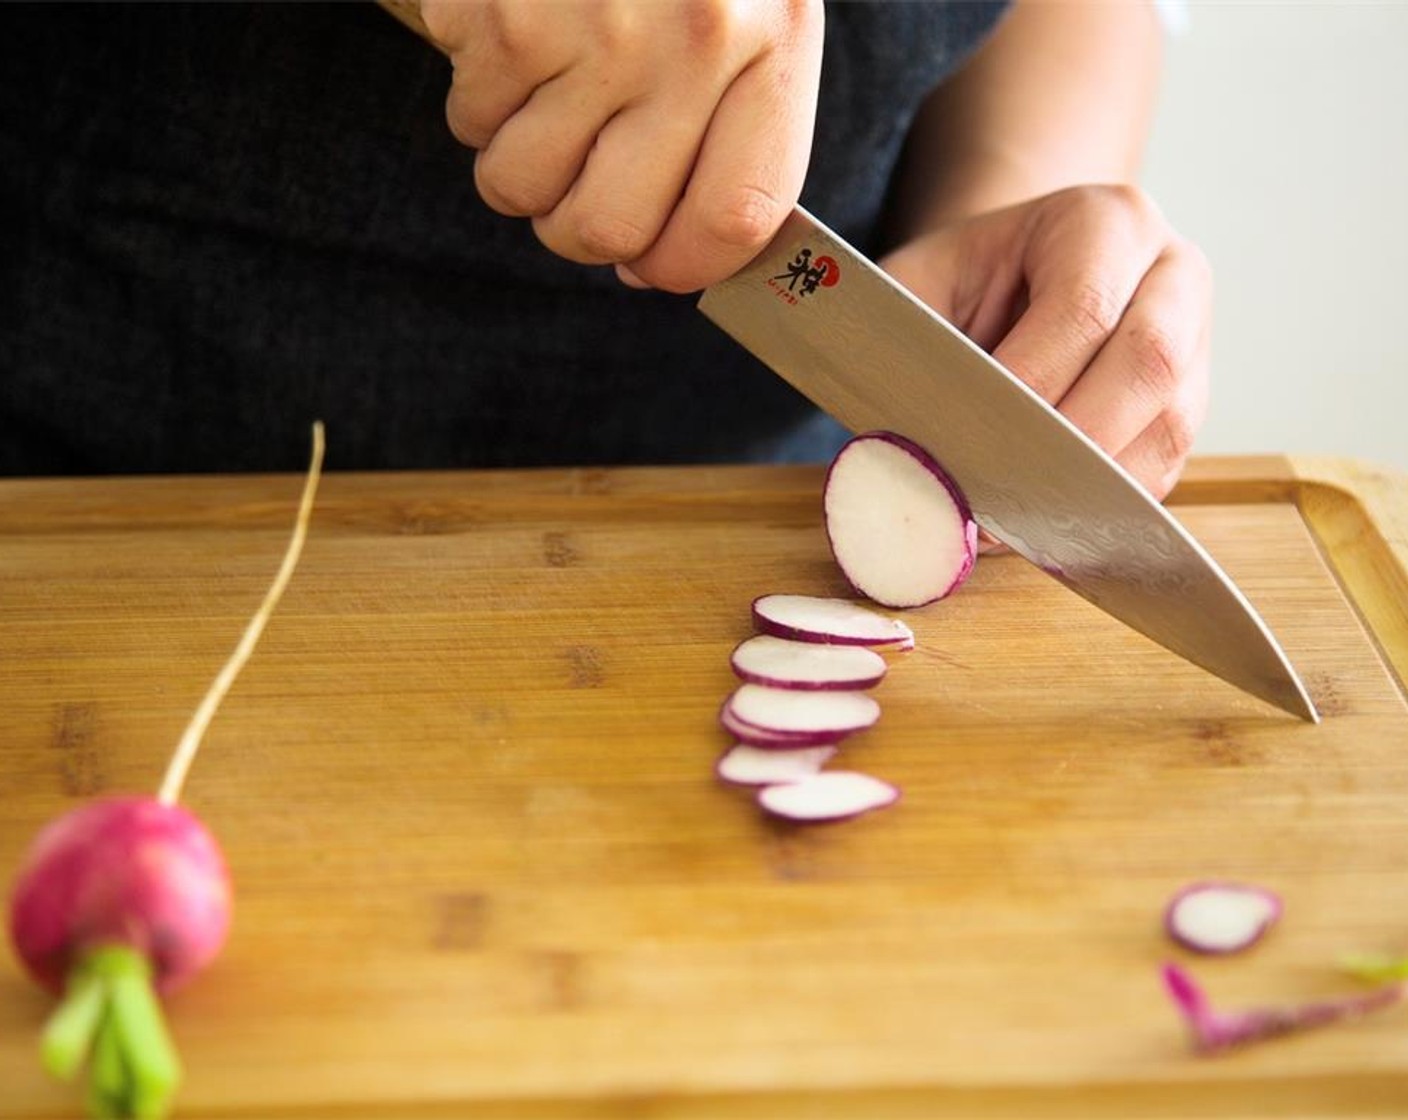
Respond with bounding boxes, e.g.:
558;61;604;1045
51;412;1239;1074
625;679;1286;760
2;457;1406;1118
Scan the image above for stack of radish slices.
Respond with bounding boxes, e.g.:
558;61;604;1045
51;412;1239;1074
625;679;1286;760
709;428;974;822
714;432;979;824
717;596;912;823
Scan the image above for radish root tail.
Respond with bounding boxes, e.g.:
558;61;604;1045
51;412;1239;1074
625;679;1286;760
157;422;326;806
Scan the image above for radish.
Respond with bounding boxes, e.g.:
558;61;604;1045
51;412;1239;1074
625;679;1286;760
1162;962;1405;1055
752;594;914;649
715;744;838;787
757;771;900;822
725;683;880;738
7;423;325;1119
1165;882;1283;955
719;704;844;749
823;431;978;609
729;635;887;691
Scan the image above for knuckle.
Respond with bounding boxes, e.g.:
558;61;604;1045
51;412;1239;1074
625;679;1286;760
586;3;636;55
572;211;655;263
628;254;710;295
446;109;482;150
1155;407;1199;465
699;184;786;252
483;2;534;64
473;156;558;218
1097;182;1163;226
1046;183;1105;221
1063;278;1124;344
1126;321;1182;402
1104;181;1148;213
444;77;500;150
681;0;743;55
1057;182;1163;229
785;0;822;28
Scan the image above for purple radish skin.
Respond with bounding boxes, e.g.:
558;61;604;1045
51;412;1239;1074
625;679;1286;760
752;594;915;649
715;744;838;787
1165;882;1283;955
823;431;978;609
757;771;900;823
9;798;231;998
730;635;887;691
726;683;880;738
1163;962;1405;1055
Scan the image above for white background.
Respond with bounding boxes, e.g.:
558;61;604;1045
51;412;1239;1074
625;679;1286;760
1143;1;1408;470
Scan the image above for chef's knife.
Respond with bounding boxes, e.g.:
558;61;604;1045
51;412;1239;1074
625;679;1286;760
372;6;1316;721
700;207;1319;722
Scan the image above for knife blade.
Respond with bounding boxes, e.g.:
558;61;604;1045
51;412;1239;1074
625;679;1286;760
699;206;1318;722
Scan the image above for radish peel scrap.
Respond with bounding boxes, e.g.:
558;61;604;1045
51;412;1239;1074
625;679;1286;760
1162;963;1405;1055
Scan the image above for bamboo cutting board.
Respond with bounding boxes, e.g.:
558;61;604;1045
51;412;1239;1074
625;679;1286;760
1;456;1406;1119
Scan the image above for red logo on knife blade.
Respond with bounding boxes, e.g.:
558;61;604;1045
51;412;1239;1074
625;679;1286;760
766;248;839;305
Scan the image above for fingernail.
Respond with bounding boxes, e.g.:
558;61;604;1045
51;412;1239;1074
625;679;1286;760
616;264;651;290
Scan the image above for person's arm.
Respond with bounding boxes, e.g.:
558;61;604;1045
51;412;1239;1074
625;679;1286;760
889;0;1163;237
880;1;1210;501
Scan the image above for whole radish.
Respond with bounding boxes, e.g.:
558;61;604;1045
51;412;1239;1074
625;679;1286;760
7;423;324;1119
10;798;231;997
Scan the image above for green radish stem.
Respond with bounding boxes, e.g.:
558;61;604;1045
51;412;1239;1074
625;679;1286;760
88;1004;124;1120
1341;952;1408;983
48;947;181;1119
157;421;326;806
41;965;105;1080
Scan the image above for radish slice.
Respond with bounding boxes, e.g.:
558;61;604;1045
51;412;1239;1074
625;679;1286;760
730;635;887;691
715;744;838;787
823;431;978;608
1165;882;1283;955
718;705;843;749
758;771;899;822
752;594;914;648
726;684;880;737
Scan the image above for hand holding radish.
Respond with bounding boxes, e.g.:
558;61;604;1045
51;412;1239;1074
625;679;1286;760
881;184;1212;500
7;424;325;1119
424;0;824;293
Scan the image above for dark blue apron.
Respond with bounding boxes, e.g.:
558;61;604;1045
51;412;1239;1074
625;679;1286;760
0;1;1008;474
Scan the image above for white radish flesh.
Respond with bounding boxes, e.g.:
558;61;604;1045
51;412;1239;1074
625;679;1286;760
758;771;899;822
726;684;879;737
730;635;887;691
719;705;843;749
752;594;914;649
715;744;838;787
823;431;977;609
1165;882;1283;955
